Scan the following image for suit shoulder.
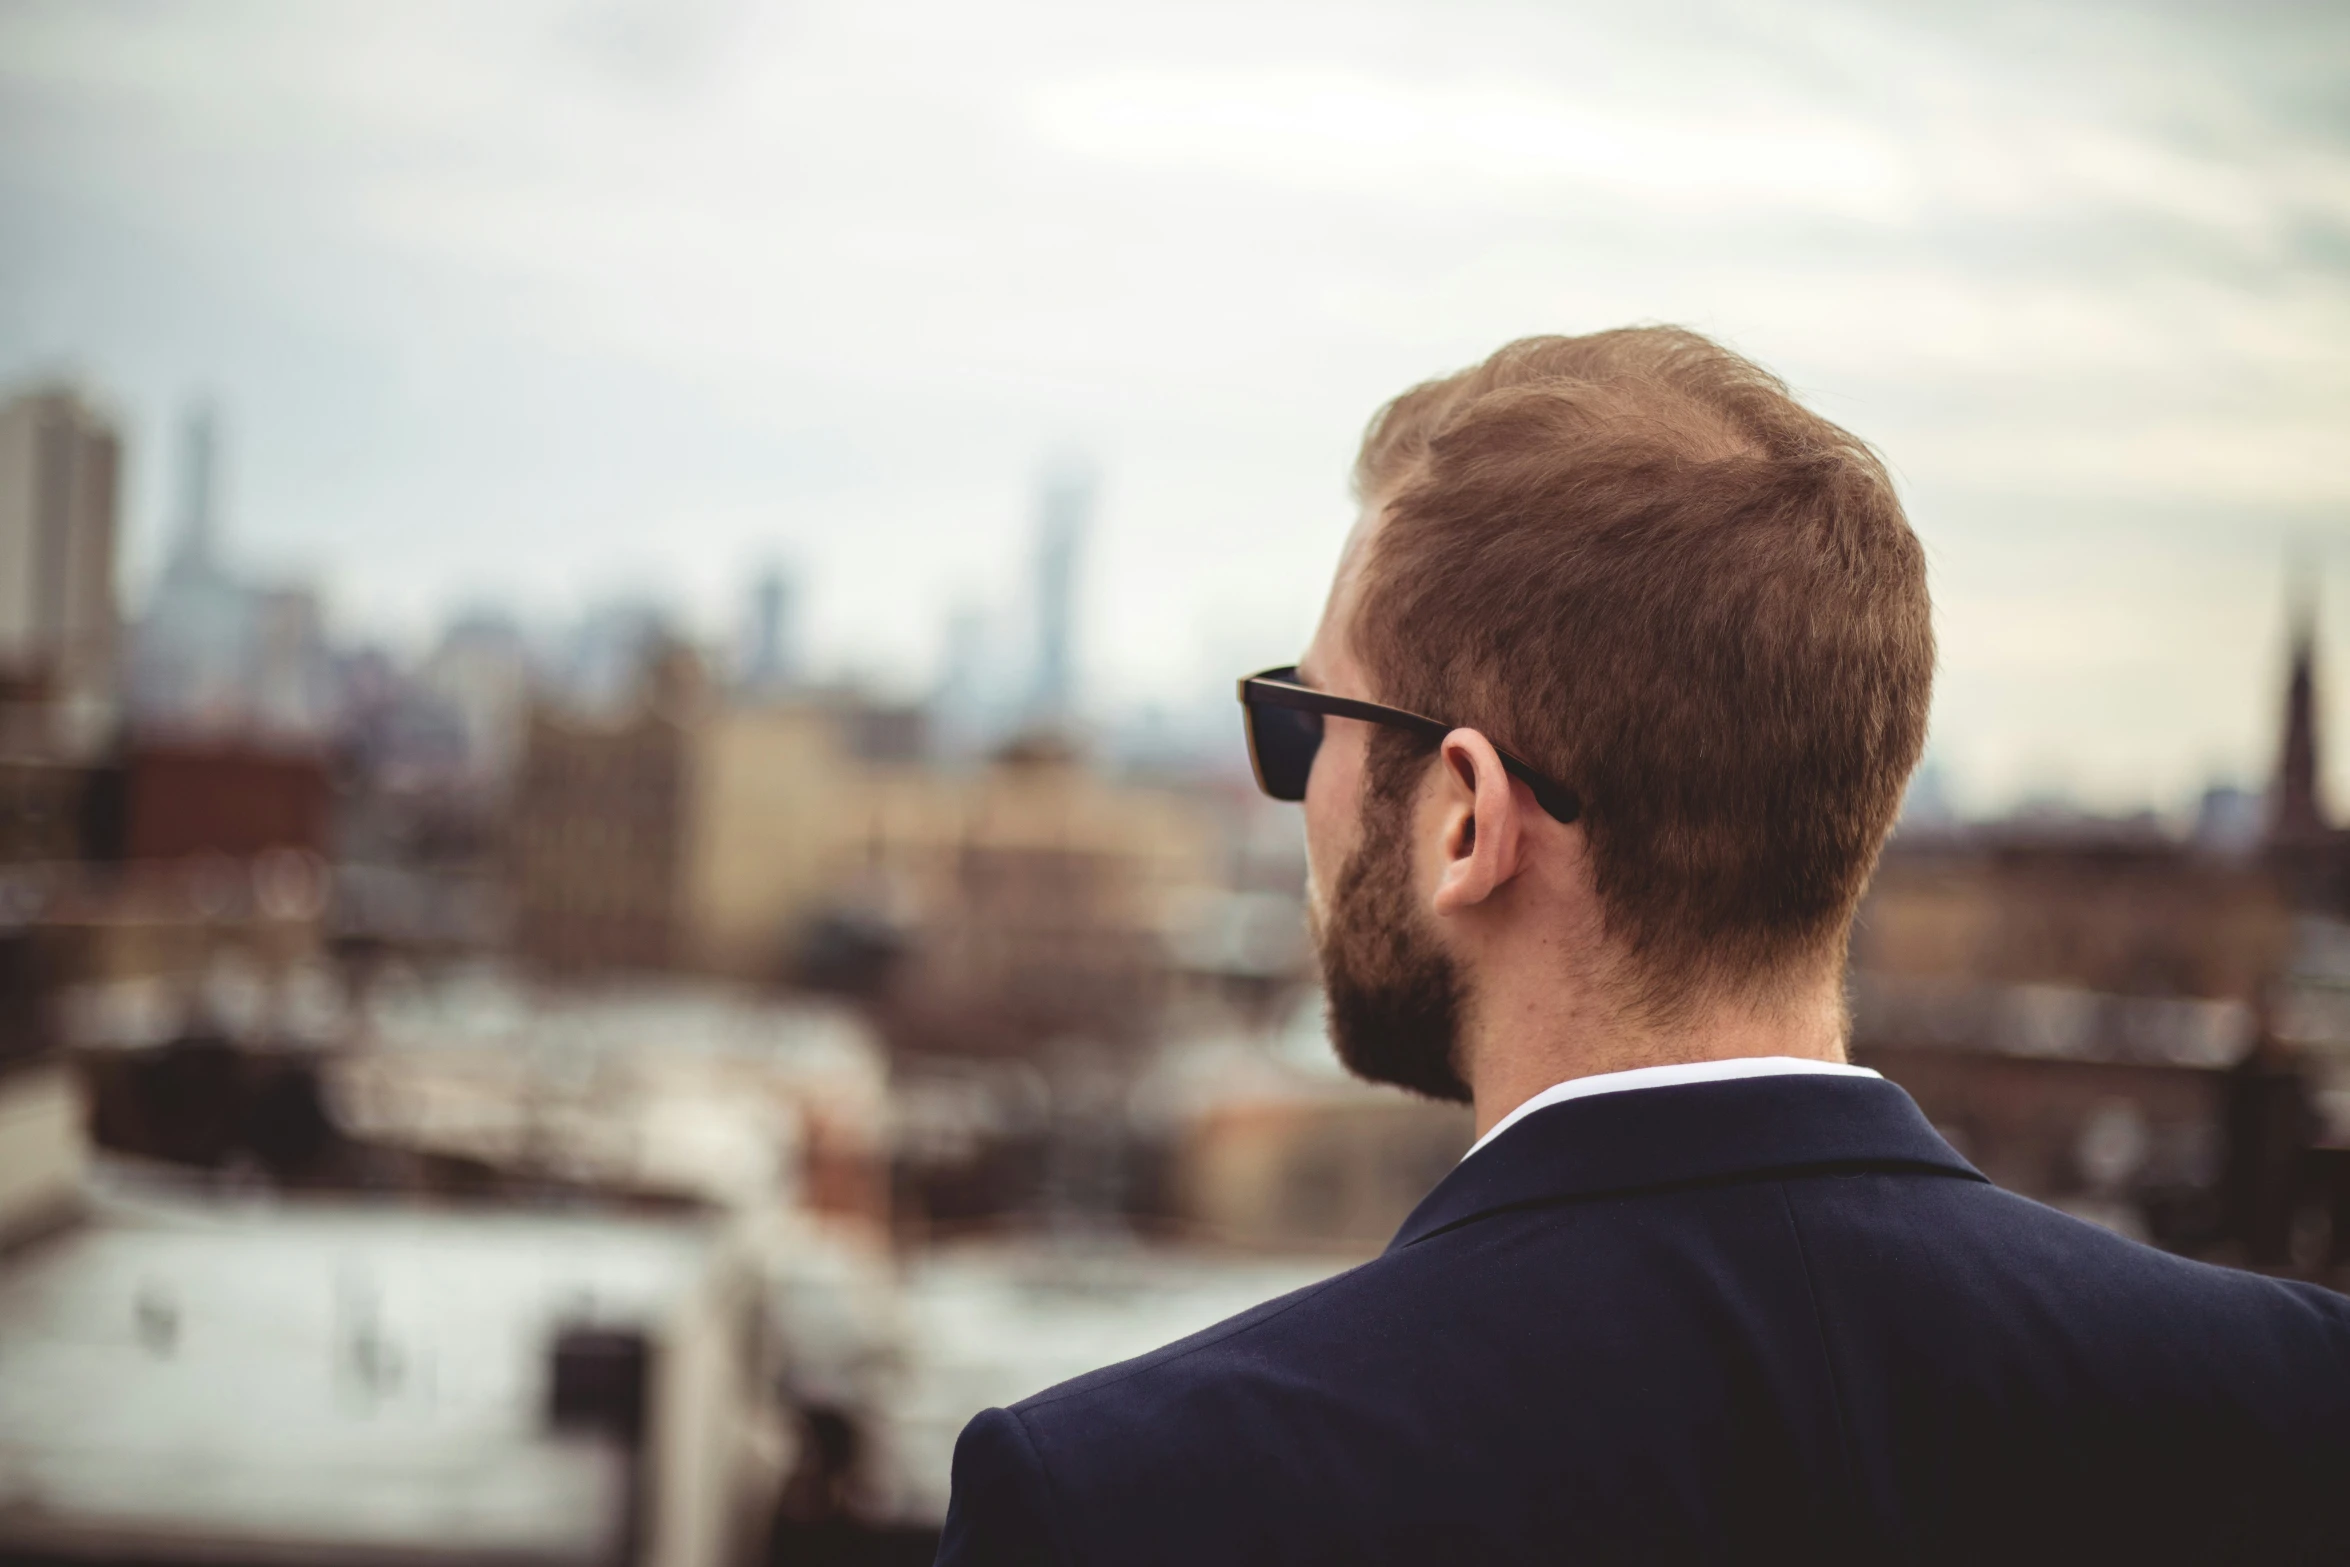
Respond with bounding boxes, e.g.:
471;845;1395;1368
936;1406;1066;1567
1791;1170;2350;1347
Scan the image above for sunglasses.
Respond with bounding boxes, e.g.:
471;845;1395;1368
1236;666;1581;823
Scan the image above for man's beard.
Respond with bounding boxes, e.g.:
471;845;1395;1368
1310;778;1471;1104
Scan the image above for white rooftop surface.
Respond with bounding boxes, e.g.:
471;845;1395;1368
0;1180;712;1567
879;1242;1356;1524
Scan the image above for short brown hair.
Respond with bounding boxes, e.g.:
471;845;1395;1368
1352;327;1932;1015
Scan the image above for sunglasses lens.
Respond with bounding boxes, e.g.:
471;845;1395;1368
1245;698;1322;802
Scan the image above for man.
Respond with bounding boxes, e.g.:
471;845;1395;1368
935;329;2350;1565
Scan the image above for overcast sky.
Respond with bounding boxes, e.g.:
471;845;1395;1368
2;0;2346;812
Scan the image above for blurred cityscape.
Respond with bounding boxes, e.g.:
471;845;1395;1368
5;382;2350;1567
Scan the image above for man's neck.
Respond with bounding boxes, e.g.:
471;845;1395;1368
1461;973;1848;1143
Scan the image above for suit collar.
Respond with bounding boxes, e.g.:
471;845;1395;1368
1389;1074;1985;1252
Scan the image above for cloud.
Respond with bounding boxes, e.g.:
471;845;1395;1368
1032;67;1916;221
1;0;2347;808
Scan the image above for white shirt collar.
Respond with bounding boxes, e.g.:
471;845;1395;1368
1462;1056;1883;1162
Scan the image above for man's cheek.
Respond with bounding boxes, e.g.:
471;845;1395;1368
1302;804;1348;922
1300;834;1329;931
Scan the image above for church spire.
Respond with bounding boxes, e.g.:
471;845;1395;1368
2272;569;2326;844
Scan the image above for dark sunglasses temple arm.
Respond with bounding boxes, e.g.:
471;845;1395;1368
1493;753;1581;825
1241;671;1581;824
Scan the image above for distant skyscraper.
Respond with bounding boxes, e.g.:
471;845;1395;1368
739;566;798;696
169;404;219;579
131;401;334;746
2270;577;2326;845
932;601;996;756
0;385;121;757
1029;463;1091;726
2194;784;2265;857
133;403;249;736
552;598;672;719
247;586;335;738
418;610;531;786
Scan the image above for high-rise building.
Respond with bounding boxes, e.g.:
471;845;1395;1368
169;400;219;577
417;609;531;787
738;566;799;696
0;386;120;759
130;404;333;746
132;404;256;737
247;586;335;739
551;597;671;719
1027;464;1089;727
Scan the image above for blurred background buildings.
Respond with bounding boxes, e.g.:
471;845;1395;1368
6;363;2350;1567
4;1;2350;1564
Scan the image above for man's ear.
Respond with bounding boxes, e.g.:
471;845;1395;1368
1431;728;1528;916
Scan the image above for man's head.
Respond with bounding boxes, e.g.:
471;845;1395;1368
1296;327;1933;1102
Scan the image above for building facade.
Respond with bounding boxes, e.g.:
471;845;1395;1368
0;388;119;762
511;658;1223;1057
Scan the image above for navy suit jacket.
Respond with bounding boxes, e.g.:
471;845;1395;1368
936;1075;2350;1565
